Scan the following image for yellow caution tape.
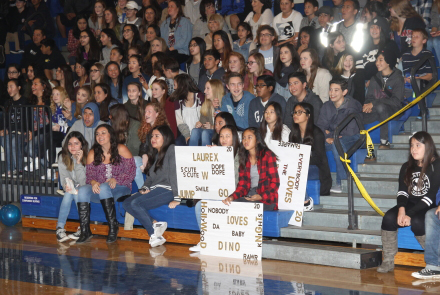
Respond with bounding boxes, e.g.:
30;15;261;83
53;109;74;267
340;153;385;216
342;80;440;215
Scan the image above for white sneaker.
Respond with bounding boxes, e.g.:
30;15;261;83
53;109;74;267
189;242;201;252
57;189;65;195
68;227;81;240
330;185;343;194
304;197;314;211
153;222;167;238
41;169;52;180
24;157;39;172
149;234;166;247
56;228;69;242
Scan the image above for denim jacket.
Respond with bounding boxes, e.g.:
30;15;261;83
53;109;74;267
160;16;193;55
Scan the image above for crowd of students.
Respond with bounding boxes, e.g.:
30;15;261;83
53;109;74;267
1;0;440;277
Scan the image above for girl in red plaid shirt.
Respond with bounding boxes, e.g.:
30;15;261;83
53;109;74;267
223;127;280;210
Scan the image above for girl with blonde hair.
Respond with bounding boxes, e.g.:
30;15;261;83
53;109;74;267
244;52;272;95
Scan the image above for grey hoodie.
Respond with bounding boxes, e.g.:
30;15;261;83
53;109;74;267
58;154;86;189
283;90;323;128
365;68;405;110
317;95;362;139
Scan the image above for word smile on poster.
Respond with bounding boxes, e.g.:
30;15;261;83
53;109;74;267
200;201;263;260
175;146;235;200
269;140;311;226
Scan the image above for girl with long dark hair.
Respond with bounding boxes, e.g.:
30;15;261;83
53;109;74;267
378;132;440;273
297;26;314;56
93;83;119;122
100;29;123;66
124;82;147;121
233;22;253;61
56;132;89;242
212;30;232;68
186;37;206;86
223;127;279;210
212;112;238;146
122;24;144;54
123;125;179;247
140;6;161;41
73;60;92;96
260;101;290;146
123;54;150;103
56;65;75;102
105;61;124;103
289;102;332;202
76;124;136;243
274;43;300;100
76;29;102;63
67;15;93;66
322;32;347;73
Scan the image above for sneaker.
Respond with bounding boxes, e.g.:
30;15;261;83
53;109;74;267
189;242;201;252
24;158;39;172
153;221;167;238
41;169;52;180
56;189;65;196
68;227;81;240
330;184;343;194
412;268;440;279
149;234;166;248
56;227;69;242
304;197;314;211
364;153;376;162
379;141;390;149
10;49;24;54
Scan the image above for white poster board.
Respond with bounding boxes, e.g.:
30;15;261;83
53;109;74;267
200;201;263;260
200;255;264;295
269;140;311;226
175;146;236;200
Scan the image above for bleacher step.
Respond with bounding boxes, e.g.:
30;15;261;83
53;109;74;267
303;209;382;230
280;225;382;245
393;133;440;143
341;177;397;195
410;119;440;133
262;240;382;269
357;162;402;174
319;193;396;211
357;172;399;178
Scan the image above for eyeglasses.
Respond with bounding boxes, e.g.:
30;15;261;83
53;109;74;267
8;71;18;75
90;69;100;73
260;33;273;37
189;43;198;47
292;110;307;116
255;84;267;88
246;61;256;66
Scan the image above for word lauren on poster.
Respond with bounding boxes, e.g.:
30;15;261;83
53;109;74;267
175;146;236;200
269;140;311;226
200;201;263;260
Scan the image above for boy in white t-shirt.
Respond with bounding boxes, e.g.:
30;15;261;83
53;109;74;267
273;0;303;46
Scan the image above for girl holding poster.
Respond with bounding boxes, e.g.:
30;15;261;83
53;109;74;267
223;127;279;210
123;125;180;248
289;102;332;209
260;101;291;147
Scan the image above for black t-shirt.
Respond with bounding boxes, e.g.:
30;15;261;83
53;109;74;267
43;50;67;70
397;158;440;217
20;43;44;69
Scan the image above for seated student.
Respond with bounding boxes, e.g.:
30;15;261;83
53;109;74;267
289;102;332;202
300;0;319;29
76;29;102;63
198;50;226;92
317;79;362;193
204;14;233;49
244;53;273;96
76;124;136;244
88;1;106;37
274;43;301;100
56;66;75;101
104;7;122;39
22;0;56;40
223;127;279;210
184;0;202;25
284;72;322;127
300;48;332;102
226;52;246;77
402;28;435;108
19;28;45;74
160;0;193;64
56;132;89;242
212;112;239;145
189;124;241;252
221;73;256;130
233;22;253;61
244;0;274;39
105;62;125;104
123;125;179;248
56;0;93;38
379;132;440;273
123;55;150;103
64;86;94;127
260;101;291;147
321;32;348;74
162;57;186;95
248;75;286;128
66;16;94;66
109;104;144;189
93;84;119;122
100;29;123;66
110;47;128;72
124;82;147;121
63;102;107;149
171;74;205;146
122;24;145;55
192;0;231;39
297;26;315;56
249;25;279;73
273;0;302;46
90;64;105;96
186;37;207;87
334;53;365;105
189;79;223;146
212;30;233;68
124;1;142;28
151;80;178;138
50;87;70;150
336;0;359;45
363;48;404;155
6;0;28;52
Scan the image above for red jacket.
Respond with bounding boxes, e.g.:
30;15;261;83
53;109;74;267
230;149;280;210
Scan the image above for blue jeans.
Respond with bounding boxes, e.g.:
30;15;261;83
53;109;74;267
325;134;360;185
57;192;79;228
188;128;214;146
77;183;131;203
427;36;440;68
175;135;188;146
133;156;144;189
425;208;440;271
305;165;320;201
0;133;24;172
123;187;174;235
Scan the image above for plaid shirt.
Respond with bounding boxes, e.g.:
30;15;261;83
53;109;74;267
411;0;432;27
230;150;280;210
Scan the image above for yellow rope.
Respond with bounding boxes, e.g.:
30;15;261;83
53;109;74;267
343;80;440;215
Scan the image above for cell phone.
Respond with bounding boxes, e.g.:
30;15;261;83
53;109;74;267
138;74;145;82
62;105;68;111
